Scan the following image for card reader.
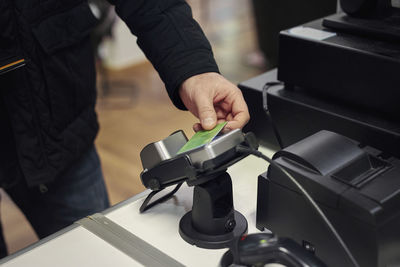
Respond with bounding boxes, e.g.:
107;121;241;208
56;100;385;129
139;129;258;249
140;129;257;190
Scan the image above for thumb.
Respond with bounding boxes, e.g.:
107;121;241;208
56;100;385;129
196;93;217;130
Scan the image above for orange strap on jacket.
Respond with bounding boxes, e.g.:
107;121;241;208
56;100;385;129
0;59;25;71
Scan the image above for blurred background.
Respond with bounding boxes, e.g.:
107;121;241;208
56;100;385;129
0;0;337;256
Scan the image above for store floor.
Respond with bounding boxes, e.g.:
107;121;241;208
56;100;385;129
1;0;265;255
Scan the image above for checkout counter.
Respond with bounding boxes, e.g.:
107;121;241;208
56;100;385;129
0;145;274;267
2;0;400;266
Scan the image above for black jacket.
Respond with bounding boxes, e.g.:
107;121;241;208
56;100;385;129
0;0;219;188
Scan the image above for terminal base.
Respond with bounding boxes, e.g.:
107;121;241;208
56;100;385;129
179;210;248;249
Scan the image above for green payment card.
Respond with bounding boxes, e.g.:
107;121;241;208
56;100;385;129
178;122;227;154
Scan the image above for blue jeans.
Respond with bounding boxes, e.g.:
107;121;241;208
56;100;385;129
0;145;110;258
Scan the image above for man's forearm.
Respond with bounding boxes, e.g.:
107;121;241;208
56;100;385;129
107;0;219;109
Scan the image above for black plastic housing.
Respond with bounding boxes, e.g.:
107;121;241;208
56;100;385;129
277;16;400;119
340;0;394;18
323;12;400;41
220;233;327;267
266;85;400;158
256;131;400;267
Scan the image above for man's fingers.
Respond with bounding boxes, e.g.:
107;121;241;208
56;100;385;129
193;123;202;132
225;110;249;129
215;107;227;119
181;73;250;132
226;92;250;129
195;93;217;130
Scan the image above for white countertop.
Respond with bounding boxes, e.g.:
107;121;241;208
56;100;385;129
1;147;274;267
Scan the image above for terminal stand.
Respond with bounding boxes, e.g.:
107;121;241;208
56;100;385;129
139;130;258;249
179;172;247;249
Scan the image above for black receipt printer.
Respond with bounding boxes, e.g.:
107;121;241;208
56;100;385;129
256;130;400;267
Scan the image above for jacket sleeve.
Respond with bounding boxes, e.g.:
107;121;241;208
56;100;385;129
107;0;220;109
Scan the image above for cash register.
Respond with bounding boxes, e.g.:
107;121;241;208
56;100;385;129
254;0;400;267
268;0;400;154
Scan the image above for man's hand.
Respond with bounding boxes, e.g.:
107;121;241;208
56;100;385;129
179;72;250;133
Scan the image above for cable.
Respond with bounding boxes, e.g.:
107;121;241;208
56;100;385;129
262;81;284;148
262;81;283;112
140;182;183;213
235;145;360;267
